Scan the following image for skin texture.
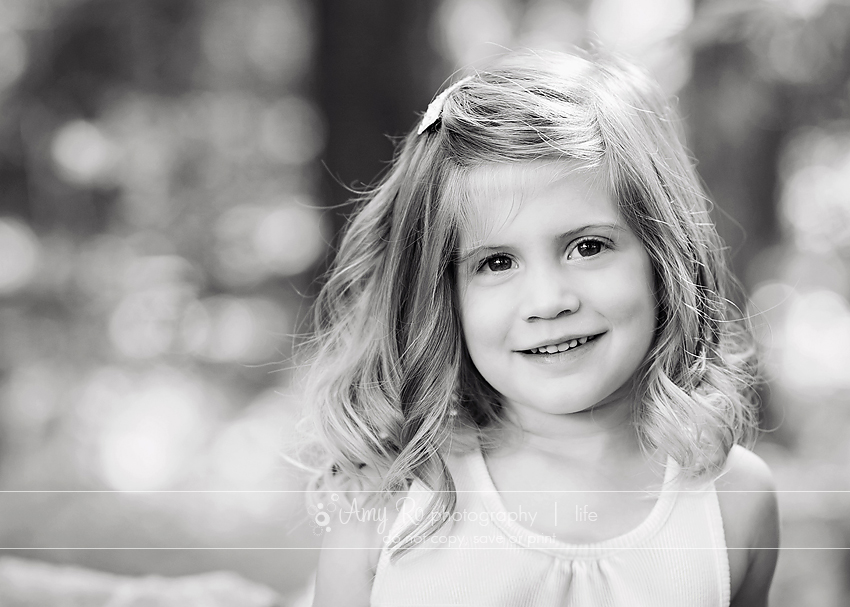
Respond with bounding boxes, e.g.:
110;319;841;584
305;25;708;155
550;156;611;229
312;506;384;606
312;161;779;606
455;161;657;422
455;160;669;548
717;445;780;606
311;448;780;607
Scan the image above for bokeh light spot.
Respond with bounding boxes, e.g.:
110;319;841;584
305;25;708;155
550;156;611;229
0;218;40;295
207;390;295;489
773;0;830;19
253;204;326;276
108;256;199;359
780;127;850;253
782;290;850;390
588;0;693;52
749;281;796;348
181;295;290;363
214;201;326;286
516;1;585;52
260;97;326;165
247;0;313;83
78;367;217;491
51;120;119;186
437;0;514;66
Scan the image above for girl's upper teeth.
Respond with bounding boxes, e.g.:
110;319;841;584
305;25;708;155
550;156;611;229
530;335;593;354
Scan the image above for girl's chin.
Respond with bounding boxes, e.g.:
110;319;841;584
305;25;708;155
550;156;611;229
502;389;638;421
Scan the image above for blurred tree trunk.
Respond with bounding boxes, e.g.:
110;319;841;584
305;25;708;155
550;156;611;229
682;40;783;289
314;0;444;254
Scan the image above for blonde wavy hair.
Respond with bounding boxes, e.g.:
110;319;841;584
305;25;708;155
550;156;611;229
299;49;759;553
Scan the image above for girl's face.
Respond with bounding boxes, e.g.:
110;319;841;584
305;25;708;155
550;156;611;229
455;161;657;419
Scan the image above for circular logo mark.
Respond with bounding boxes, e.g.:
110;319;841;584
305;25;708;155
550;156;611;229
309;493;339;535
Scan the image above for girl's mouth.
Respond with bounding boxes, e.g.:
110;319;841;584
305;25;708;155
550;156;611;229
521;333;601;355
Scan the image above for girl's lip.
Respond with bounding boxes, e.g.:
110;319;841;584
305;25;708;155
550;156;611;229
517;332;605;353
516;333;603;361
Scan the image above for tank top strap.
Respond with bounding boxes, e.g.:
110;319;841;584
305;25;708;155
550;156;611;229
464;447;680;559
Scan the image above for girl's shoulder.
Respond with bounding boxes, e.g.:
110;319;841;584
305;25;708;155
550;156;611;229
714;445;779;607
311;489;394;607
715;444;775;490
715;445;777;529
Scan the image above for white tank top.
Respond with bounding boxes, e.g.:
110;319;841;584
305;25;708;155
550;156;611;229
371;448;730;607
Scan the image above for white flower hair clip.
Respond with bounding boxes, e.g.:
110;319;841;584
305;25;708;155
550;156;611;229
416;75;473;135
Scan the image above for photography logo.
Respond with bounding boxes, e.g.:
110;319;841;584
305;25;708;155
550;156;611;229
308;493;339;535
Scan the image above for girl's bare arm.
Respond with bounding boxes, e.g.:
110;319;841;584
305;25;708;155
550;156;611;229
717;446;780;607
312;508;385;607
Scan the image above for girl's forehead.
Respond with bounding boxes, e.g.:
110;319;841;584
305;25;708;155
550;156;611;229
455;160;612;244
464;160;582;198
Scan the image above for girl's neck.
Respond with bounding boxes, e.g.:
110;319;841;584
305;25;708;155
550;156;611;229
496;392;645;468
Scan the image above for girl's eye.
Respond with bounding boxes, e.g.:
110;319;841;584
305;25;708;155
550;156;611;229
567;238;608;260
479;255;514;273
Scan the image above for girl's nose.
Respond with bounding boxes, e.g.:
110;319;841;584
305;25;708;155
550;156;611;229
522;269;580;321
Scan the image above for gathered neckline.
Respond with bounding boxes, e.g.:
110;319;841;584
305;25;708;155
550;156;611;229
466;448;679;559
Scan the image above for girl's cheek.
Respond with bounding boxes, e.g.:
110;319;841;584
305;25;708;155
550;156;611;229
460;289;509;343
589;264;656;329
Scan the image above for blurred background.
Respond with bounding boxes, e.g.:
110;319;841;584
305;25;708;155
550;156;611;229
0;0;847;604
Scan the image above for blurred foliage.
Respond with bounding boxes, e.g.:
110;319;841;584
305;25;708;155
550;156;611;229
0;0;847;604
0;0;323;599
0;556;282;606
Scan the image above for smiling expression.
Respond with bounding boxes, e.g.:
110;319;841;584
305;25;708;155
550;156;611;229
455;161;657;419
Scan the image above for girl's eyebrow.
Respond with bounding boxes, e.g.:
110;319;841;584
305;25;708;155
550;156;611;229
458;222;625;262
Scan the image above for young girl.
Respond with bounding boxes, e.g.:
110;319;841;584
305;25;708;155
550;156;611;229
304;50;779;606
